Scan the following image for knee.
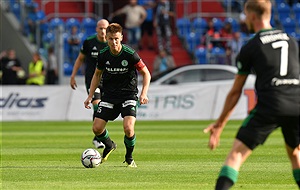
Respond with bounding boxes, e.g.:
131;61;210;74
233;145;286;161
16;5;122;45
92;122;105;136
123;124;134;137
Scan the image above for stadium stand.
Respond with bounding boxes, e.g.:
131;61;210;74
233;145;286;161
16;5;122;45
81;17;97;36
293;3;300;20
277;2;292;21
65;18;81;32
194;47;207;64
192;17;208;34
49;18;64;31
176;17;191;39
3;0;300;81
282;17;297;34
224;17;239;32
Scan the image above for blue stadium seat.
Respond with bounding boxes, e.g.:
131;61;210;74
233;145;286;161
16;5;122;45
49;18;64;31
185;32;201;53
192;17;207;34
36;10;48;34
224;17;239;32
176;18;191;38
63;62;73;75
81;18;97;36
289;32;300;41
274;0;286;5
42;32;55;49
292;3;300;20
63;62;82;75
62;32;70;62
277;3;291;21
65;18;81;32
282;17;296;34
78;32;87;45
211;17;223;31
11;3;21;21
194;47;207;64
210;47;226;64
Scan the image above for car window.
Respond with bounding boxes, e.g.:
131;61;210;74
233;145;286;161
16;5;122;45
203;69;235;81
161;69;203;84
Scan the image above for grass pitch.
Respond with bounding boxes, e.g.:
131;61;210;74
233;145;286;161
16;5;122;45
1;120;298;190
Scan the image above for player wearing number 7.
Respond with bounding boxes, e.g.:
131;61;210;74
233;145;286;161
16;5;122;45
204;0;300;189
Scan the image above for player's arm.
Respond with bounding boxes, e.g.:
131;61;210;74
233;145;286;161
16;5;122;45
139;66;151;105
84;68;103;109
70;52;85;89
204;74;248;150
135;59;151;105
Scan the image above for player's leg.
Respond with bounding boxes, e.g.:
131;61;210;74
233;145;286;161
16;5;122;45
121;100;138;167
280;116;300;187
215;111;276;189
123;116;137;167
93;102;119;163
93;117;116;162
286;144;300;187
91;88;105;148
215;139;252;190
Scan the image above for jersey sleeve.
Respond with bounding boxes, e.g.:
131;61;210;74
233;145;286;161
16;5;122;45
132;52;146;71
236;44;252;75
80;39;88;55
96;52;105;70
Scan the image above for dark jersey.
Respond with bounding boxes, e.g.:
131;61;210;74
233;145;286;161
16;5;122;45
0;58;22;85
80;35;107;88
97;44;143;103
237;29;300;116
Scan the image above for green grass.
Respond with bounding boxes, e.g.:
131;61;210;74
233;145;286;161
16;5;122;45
1;120;298;190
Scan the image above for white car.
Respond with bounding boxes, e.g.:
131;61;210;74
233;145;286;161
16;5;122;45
150;64;256;85
136;64;256;120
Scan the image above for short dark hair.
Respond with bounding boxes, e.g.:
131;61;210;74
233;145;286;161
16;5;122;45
245;0;272;19
106;23;123;34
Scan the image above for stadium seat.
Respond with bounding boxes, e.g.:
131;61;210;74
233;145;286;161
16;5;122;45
192;17;207;34
282;17;297;34
63;62;82;75
65;18;81;32
81;17;97;36
210;47;226;64
63;62;73;75
274;0;286;5
194;47;207;64
49;18;64;31
62;32;70;62
42;32;55;49
277;3;291;21
185;32;201;53
11;3;21;21
224;17;239;32
78;32;87;45
36;10;48;34
292;3;300;20
176;18;191;38
211;17;223;31
289;32;300;41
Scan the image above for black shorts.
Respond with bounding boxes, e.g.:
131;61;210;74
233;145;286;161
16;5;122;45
236;111;299;150
94;100;138;122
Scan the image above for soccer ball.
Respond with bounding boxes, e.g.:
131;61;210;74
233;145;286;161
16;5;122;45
81;148;102;168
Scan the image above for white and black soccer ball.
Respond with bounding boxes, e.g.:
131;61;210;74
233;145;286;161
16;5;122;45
81;148;101;168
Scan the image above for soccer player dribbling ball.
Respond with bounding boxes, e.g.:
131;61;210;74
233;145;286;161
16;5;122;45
84;23;151;167
204;0;300;189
